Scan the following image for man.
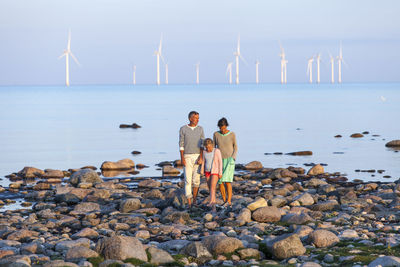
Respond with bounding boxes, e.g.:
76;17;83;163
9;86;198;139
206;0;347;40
179;111;204;208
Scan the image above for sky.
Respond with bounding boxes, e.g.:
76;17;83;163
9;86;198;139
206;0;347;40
0;0;399;85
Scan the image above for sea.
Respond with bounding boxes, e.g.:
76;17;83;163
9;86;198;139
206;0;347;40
0;83;399;188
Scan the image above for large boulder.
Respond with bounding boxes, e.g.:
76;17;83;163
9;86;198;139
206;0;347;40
100;159;135;170
386;140;400;148
368;256;400;267
244;161;263;170
95;235;147;261
308;230;339;248
181;242;212;262
69;169;103;186
307;164;324;176
252;206;281;223
247;198;268;211
147;247;174;265
267;233;306;259
202;235;244;254
119;198;141;213
17;167;44;179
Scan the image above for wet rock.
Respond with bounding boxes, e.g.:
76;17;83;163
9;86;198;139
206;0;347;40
334;135;342;138
162;165;181;176
286;151;313;156
147;247;174;265
252;206;281;223
181;242;212;262
266;233;306;259
17;167;44;179
244;161;263;170
386;140;400;147
308;230;339;248
350;133;364;138
119;123;141;129
119;198;141;213
100;159;135;170
307;164;325;176
69;169;103;187
65;246;99;261
368;256;400;267
247;198;268;211
95;235;147;261
202;235;244;254
131;150;141;155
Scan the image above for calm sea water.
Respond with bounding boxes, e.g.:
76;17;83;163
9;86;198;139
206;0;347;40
0;83;399;187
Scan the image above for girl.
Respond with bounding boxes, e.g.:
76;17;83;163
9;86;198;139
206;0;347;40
213;117;238;209
200;138;223;211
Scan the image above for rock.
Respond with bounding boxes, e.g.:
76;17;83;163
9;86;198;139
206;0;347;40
131;150;141;155
237;208;252;225
147;247;174;265
311;200;340;211
247;198;268;211
307;164;324;176
55;238;90;252
305;178;328;187
69;169;103;186
71;202;100;215
162;165;181;176
120;198;141;213
244;161;263;170
308;230;339;248
95;235;147;261
0;255;31;267
267;233;306;259
339;229;359;240
350;133;364;138
134;230;150;239
386;140;400;147
269;196;287;207
7;229;39;241
158;240;191;253
119;123;141;129
100;159;135;170
17;167;44;178
138;179;161;188
237;248;260;259
202;235;244;254
20;242;44;254
252;206;281;223
300;263;322;267
41;169;64;179
65;246;99;261
162;211;190;224
43;260;79;267
71;228;99;240
368;256;400;267
286;151;313;156
181;242;212;262
281;212;314;224
293;193;314;206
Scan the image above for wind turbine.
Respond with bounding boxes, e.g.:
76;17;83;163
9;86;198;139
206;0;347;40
165;63;169;85
307;56;314;84
337;43;345;83
195;62;200;84
279;42;288;84
133;65;136;85
226;62;233;84
255;60;260;84
234;36;246;84
316;53;321;83
59;30;80;86
328;52;335;83
154;35;165;85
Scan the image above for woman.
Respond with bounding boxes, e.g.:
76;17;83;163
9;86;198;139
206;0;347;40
213;117;237;208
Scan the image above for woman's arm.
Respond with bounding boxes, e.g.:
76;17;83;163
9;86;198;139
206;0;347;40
231;132;238;160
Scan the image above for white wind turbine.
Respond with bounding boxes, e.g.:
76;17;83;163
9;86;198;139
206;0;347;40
59;30;80;86
154;35;165;85
328;52;335;83
195;62;200;84
316;53;321;84
165;63;169;85
226;62;233;84
279;42;288;84
234;36;246;84
307;56;314;84
255;60;260;84
337;42;346;83
133;65;136;85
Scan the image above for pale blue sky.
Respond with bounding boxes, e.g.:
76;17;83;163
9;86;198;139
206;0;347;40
0;0;399;85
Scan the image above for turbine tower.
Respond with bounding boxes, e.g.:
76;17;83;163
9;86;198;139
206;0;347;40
316;53;321;84
233;36;246;84
154;35;164;85
307;56;314;84
226;62;233;84
279;43;288;84
255;60;260;84
337;43;344;83
195;62;200;84
329;53;335;83
165;63;169;85
59;30;80;86
133;65;136;85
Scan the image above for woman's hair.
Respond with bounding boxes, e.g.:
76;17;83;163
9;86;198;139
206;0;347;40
203;138;214;147
217;117;229;127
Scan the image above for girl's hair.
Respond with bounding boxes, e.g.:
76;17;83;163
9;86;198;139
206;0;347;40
203;138;214;147
218;117;229;127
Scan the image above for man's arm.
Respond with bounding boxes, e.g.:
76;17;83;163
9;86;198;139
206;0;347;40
179;127;186;166
197;127;205;164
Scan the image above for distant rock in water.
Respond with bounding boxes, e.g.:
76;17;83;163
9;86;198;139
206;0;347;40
101;159;135;170
334;134;342;138
362;131;370;134
350;133;364;138
119;123;141;129
286;151;313;156
17;167;44;179
244;161;263;170
162;166;181;176
131;151;141;155
385;140;400;147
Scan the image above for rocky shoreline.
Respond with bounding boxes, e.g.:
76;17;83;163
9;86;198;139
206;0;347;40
0;159;400;267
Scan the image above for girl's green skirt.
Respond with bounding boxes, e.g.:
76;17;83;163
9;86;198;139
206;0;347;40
219;157;235;184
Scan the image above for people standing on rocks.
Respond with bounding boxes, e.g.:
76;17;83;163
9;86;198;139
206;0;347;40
213;117;237;209
200;138;223;212
179;111;205;208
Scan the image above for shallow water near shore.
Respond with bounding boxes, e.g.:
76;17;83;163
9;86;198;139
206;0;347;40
0;82;399;186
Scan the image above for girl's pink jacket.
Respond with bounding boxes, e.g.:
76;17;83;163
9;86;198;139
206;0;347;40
200;148;223;176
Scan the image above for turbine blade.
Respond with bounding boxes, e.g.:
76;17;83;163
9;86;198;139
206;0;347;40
68;29;71;50
160;54;166;64
159;34;163;53
58;53;66;59
239;54;248;66
70;52;81;66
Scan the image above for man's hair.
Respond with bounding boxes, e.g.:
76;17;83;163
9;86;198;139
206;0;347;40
203;138;214;147
218;117;229;127
188;111;199;119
